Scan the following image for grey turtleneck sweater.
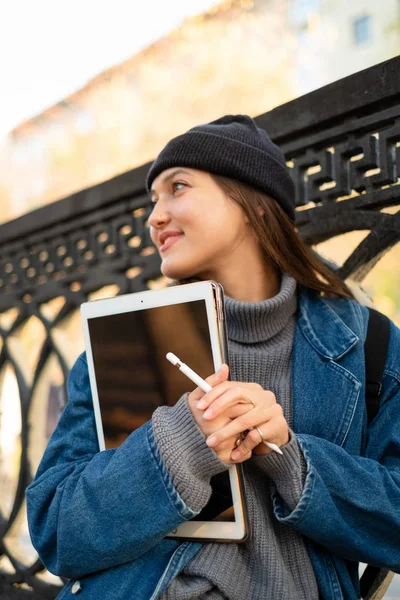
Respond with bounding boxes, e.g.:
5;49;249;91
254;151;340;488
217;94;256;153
152;274;319;600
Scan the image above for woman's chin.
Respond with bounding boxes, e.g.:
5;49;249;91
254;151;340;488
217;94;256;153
160;260;197;282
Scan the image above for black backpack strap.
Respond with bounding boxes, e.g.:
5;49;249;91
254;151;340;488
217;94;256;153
360;566;393;599
360;308;391;598
364;307;391;425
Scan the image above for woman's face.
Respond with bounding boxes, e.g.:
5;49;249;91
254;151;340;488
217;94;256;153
148;167;256;282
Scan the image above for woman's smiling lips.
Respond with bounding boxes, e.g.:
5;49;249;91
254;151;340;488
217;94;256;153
159;233;184;253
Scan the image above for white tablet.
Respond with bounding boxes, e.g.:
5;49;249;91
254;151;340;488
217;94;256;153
80;280;248;542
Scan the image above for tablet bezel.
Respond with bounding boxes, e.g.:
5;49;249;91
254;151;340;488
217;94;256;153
80;280;248;542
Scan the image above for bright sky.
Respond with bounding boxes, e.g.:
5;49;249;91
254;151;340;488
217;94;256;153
0;0;220;139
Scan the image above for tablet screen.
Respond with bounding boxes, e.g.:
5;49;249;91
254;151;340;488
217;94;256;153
87;299;234;523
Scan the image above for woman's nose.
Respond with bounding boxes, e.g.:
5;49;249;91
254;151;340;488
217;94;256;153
148;206;171;229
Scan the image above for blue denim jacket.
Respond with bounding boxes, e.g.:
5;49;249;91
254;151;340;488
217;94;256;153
26;289;400;600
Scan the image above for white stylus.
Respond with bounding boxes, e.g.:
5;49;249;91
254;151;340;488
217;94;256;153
166;352;282;455
166;352;212;393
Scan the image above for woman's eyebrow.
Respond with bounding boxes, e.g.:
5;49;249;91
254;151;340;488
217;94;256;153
151;169;192;195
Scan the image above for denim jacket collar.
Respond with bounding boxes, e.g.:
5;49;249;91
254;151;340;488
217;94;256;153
298;288;359;361
294;288;365;449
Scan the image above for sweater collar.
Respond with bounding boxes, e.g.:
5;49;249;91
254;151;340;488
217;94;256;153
224;273;297;343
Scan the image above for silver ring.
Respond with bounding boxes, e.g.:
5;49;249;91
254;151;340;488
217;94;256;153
256;426;265;443
256;426;273;448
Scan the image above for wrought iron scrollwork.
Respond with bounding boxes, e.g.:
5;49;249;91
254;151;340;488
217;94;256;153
285;105;400;281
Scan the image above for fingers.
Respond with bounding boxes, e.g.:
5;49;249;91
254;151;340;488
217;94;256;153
202;386;275;420
231;428;269;461
224;403;253;419
205;363;229;388
197;381;266;419
229;438;253;463
212;436;245;464
196;380;233;409
200;385;253;417
206;403;285;449
232;419;289;460
189;364;229;402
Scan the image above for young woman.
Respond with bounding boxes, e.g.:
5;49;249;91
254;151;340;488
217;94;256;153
26;115;400;600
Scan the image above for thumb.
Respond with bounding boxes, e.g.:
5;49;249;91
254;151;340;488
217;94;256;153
189;364;229;402
205;363;229;388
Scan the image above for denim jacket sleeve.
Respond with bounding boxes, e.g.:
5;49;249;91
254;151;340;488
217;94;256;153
270;320;400;573
26;353;199;579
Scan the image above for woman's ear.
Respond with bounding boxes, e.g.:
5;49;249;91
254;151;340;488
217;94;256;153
244;207;264;223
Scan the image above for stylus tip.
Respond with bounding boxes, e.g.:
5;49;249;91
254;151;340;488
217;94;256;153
166;352;179;366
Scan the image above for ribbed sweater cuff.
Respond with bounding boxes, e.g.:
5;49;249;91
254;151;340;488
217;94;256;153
152;395;229;511
253;430;307;511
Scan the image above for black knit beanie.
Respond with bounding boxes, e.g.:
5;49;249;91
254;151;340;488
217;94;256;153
145;115;295;221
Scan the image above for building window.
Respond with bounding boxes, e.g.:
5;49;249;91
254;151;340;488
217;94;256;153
291;0;319;26
353;15;372;45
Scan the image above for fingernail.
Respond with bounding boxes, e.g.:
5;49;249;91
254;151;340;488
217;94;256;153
203;409;213;419
197;400;206;409
206;435;217;447
231;450;241;460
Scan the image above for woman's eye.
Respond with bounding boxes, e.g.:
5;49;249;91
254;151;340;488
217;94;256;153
172;181;186;192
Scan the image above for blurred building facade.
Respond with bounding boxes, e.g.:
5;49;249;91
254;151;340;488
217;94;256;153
290;0;400;93
1;0;399;226
0;0;294;224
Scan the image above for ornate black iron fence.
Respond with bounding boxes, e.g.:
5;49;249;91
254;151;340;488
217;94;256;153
0;56;399;598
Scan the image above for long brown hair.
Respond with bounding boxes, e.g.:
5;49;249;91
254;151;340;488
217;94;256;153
212;174;354;300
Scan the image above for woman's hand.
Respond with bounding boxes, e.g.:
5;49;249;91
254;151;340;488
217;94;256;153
187;364;248;463
196;379;289;462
